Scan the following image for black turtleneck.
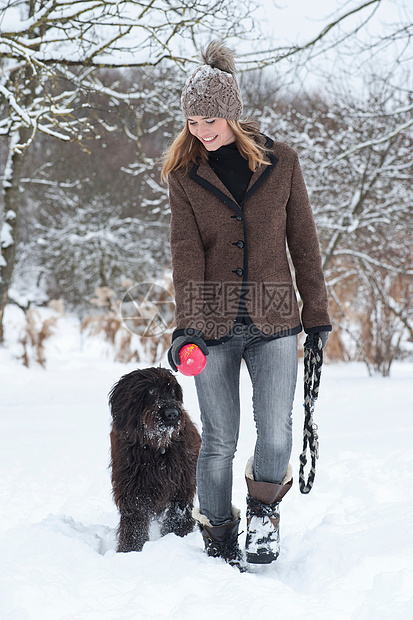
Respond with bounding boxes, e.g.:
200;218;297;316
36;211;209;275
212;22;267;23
207;141;253;206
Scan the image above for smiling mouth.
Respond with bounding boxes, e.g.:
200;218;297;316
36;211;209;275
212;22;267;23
202;135;218;143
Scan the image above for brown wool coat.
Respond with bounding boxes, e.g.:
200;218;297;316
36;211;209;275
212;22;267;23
168;134;331;344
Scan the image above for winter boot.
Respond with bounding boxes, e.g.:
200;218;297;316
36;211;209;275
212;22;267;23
245;457;293;564
193;506;247;572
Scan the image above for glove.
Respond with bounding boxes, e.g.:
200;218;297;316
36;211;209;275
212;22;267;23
167;332;209;372
304;331;329;351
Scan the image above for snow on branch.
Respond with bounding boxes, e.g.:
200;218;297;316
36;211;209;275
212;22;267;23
322;119;413;167
333;249;413;276
0;0;253;66
0;83;33;127
0;0;256;151
0;0;56;36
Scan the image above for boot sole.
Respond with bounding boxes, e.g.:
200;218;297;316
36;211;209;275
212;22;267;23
246;551;279;564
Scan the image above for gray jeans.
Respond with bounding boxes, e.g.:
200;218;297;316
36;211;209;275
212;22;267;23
194;326;298;526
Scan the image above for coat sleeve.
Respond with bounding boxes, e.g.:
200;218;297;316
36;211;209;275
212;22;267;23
285;153;332;333
168;171;206;334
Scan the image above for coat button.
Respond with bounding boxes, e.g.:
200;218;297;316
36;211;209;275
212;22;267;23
236;240;244;248
234;268;243;277
236;215;242;221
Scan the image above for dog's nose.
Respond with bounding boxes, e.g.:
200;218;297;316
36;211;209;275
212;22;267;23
163;407;179;423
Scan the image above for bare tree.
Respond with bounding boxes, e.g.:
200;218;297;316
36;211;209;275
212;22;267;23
242;0;413;76
0;0;255;340
25;188;169;305
8;63;185;313
258;76;413;373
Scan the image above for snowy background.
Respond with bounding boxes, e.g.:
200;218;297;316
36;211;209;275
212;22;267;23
1;1;412;618
1;307;412;620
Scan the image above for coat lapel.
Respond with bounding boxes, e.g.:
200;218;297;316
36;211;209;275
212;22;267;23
191;162;235;204
242;150;278;207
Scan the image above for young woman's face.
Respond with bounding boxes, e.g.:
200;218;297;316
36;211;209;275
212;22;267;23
187;117;235;151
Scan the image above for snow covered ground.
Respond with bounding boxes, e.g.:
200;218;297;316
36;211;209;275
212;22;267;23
1;309;412;620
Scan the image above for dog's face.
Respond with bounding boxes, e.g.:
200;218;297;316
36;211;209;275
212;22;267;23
109;367;186;450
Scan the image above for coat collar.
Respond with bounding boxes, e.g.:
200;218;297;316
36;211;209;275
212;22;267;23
189;134;278;214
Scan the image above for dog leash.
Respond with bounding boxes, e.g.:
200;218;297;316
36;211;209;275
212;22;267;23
299;333;323;494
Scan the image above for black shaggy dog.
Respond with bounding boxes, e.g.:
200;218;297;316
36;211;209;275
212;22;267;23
108;367;201;552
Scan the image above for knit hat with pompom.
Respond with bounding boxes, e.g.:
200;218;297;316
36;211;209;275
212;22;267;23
181;41;243;120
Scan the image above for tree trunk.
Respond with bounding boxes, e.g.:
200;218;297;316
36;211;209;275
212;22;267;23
0;129;29;342
0;1;41;343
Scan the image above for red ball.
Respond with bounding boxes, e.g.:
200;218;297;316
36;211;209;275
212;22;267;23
178;343;207;376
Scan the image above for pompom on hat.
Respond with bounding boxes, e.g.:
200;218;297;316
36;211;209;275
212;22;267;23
181;41;243;120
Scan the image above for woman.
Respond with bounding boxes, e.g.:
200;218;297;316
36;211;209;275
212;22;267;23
162;41;331;569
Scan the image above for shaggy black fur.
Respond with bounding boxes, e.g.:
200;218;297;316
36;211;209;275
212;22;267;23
108;367;201;552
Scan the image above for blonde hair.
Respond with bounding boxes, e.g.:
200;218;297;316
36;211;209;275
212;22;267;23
160;119;269;183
